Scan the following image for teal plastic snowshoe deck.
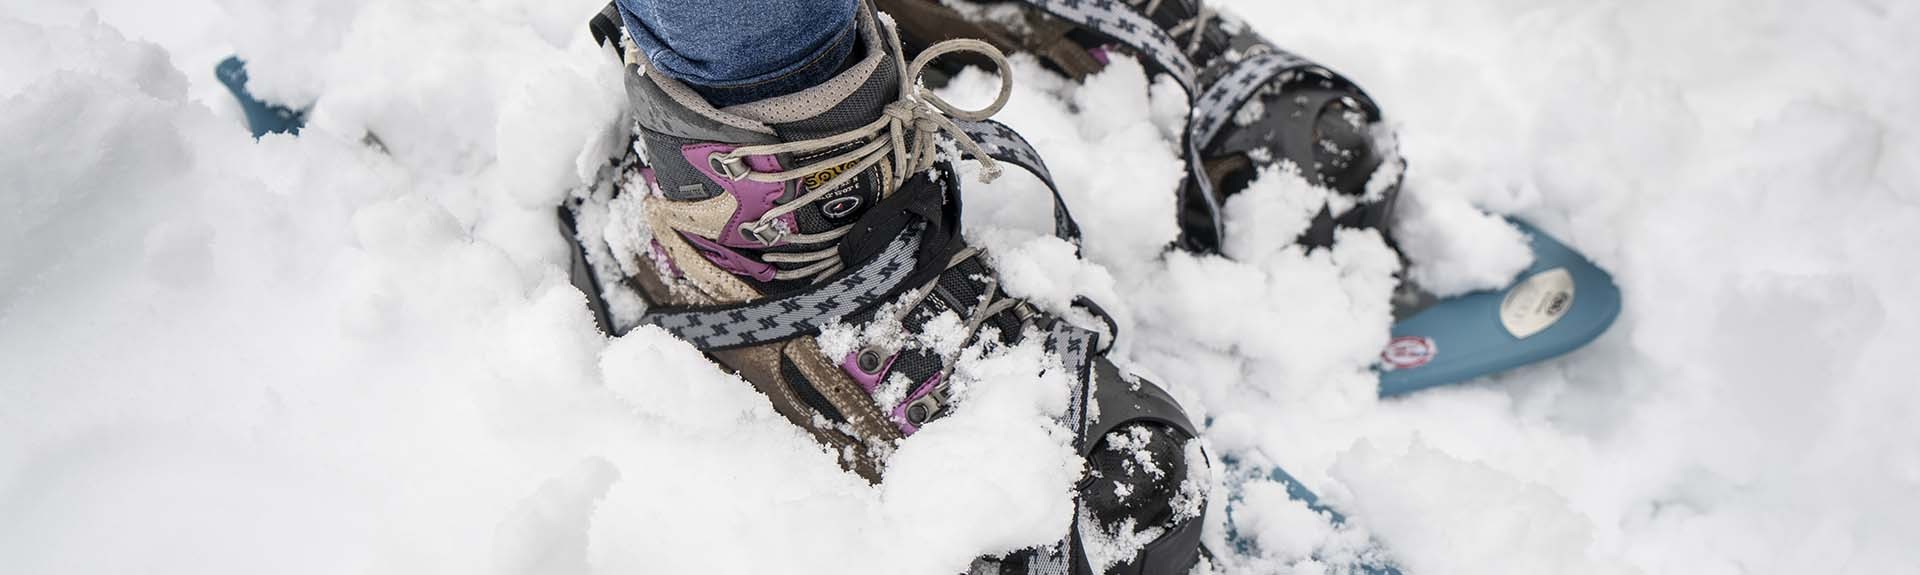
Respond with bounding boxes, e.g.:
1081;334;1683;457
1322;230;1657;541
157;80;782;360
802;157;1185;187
215;57;306;138
1377;218;1621;397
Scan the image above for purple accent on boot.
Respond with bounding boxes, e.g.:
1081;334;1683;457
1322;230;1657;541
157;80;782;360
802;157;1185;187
681;143;799;250
639;167;660;196
681;232;777;282
1089;45;1112;66
841;350;898;393
891;373;944;435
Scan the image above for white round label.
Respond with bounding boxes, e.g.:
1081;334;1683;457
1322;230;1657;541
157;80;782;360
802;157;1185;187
1500;267;1575;339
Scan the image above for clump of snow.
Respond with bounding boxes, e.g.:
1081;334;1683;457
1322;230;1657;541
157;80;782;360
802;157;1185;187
911;309;974;362
817;298;914;360
1079;507;1169;574
1391;188;1534;297
1331;439;1637;575
946;58;1187;276
1170;439;1211;523
1106;425;1168;481
886;333;1083;565
1218;162;1332;265
1232;479;1340;562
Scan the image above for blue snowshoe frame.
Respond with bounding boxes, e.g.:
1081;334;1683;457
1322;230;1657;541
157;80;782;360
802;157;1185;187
1377;219;1622;397
214;57;306;138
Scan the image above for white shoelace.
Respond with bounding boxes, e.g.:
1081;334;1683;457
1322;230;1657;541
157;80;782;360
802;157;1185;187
700;30;1035;383
705;35;1015;282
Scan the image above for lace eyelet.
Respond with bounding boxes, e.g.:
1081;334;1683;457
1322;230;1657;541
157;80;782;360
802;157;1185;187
708;152;751;181
855;347;886;373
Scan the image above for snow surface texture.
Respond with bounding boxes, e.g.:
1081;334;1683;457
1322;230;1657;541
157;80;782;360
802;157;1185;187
3;0;1918;574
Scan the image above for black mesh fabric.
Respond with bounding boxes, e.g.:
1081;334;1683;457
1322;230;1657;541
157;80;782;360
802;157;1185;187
937;257;988;309
792;194;836;231
768;51;898;142
889;302;948;388
783;139;882;235
640;128;721;201
890;349;942;395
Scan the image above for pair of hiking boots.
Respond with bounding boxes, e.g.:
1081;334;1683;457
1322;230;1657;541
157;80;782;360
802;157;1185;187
563;1;1400;573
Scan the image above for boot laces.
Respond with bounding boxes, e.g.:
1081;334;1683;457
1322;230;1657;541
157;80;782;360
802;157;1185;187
707;32;1037;382
709;36;1014;283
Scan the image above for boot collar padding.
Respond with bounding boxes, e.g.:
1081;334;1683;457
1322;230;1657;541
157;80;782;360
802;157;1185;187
722;5;890;125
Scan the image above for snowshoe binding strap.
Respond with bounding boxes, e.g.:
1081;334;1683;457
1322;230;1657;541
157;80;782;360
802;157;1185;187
639;226;925;350
888;0;1393;252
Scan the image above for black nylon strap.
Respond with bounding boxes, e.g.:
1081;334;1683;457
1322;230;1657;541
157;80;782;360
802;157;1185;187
1003;0;1228;246
1006;0;1339;253
953;118;1083;243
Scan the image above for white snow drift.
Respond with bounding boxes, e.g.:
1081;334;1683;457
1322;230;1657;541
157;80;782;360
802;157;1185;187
4;0;1918;574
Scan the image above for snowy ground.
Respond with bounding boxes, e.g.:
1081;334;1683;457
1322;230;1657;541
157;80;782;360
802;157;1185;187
4;0;1918;574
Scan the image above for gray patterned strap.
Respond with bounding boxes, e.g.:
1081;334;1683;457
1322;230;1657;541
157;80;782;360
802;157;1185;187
1007;0;1231;245
1007;320;1099;575
1044;320;1098;450
1015;0;1197;93
1177;52;1315;246
954;119;1082;243
639;228;922;350
1189;50;1316;148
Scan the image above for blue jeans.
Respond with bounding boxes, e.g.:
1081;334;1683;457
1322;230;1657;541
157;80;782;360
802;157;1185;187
615;0;858;107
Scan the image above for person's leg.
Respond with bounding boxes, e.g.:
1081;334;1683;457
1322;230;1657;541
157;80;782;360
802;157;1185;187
613;0;858;106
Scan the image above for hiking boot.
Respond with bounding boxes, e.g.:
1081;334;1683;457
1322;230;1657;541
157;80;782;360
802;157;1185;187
876;0;1404;253
566;2;1208;572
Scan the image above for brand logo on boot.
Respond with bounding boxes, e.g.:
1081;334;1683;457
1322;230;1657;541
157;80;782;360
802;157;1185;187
802;160;860;191
822;196;863;218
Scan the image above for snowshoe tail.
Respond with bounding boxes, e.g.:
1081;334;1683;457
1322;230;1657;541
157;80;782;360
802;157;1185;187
214;57;307;138
1378;219;1622;396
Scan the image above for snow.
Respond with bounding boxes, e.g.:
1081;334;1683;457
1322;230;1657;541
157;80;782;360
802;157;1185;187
4;0;1920;574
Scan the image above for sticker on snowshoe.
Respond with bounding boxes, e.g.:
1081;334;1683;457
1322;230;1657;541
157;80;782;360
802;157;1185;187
1499;267;1575;339
1381;336;1437;370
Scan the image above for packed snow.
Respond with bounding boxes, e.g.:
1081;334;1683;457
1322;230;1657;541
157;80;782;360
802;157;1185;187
4;0;1918;574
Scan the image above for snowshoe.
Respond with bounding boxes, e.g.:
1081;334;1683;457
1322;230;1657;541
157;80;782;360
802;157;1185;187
214;57;306;138
874;0;1620;396
566;3;1222;572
